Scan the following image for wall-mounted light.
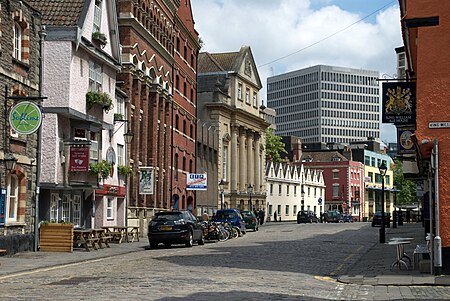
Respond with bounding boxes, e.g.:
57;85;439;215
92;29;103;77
4;153;17;172
124;130;134;144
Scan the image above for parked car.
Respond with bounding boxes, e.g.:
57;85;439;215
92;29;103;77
371;212;391;227
342;214;353;223
214;208;246;234
148;211;204;249
325;210;342;223
241;210;259;231
297;210;319;224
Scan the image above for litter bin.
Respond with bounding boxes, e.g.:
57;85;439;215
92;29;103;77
363;217;368;222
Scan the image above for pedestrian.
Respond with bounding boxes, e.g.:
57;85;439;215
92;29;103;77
258;209;265;225
274;211;277;222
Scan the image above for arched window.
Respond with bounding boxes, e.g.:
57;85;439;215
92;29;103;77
189;159;193;173
174;153;179;180
175;114;179;130
183;120;186;134
190;124;193;138
6;174;19;222
182;157;186;171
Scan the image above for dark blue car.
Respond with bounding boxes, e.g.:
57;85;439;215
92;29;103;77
214;208;246;235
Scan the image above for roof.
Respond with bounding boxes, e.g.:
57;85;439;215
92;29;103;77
28;0;85;27
302;151;349;162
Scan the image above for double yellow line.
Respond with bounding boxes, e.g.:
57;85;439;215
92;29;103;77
330;246;364;276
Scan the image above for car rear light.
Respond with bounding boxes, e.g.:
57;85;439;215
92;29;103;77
252;218;256;223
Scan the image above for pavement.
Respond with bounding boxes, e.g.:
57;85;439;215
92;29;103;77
0;222;449;286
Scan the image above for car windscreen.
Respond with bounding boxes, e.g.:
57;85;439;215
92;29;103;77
153;213;182;221
216;211;237;219
241;212;253;218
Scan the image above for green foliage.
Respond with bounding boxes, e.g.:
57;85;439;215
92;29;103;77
114;113;124;121
86;91;113;112
89;160;112;179
117;165;132;175
41;220;73;225
392;159;417;205
265;128;288;163
92;31;107;44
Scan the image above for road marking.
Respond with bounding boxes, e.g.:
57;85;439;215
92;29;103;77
330;246;364;276
0;258;107;281
314;276;337;283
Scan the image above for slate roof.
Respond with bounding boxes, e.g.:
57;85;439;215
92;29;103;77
27;0;85;27
198;48;243;73
302;151;349;162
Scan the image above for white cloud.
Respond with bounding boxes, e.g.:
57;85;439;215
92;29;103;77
191;0;402;142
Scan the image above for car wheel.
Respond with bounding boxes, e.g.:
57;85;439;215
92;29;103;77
198;234;205;245
185;231;193;247
150;242;158;249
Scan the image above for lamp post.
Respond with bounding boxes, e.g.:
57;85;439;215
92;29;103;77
393;183;397;229
124;131;133;227
247;184;253;210
379;163;387;243
219;179;225;210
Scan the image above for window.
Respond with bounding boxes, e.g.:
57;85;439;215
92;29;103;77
174;153;179;180
293;205;297;216
89;61;103;92
277;205;281;215
238;83;243;100
253;92;257;106
107;197;113;219
116;95;124;115
245;88;250;103
73;195;81;227
189;159;193;173
182;157;186;171
93;0;102;32
117;144;124;165
13;22;22;60
50;193;59;222
62;195;71;223
222;145;228;181
269;184;273;195
332;185;339;197
183;120;187;134
285;205;289;215
368;172;373;182
6;174;18;221
294;186;297;195
89;131;99;164
333;170;339;179
175;115;179;130
278;184;282;195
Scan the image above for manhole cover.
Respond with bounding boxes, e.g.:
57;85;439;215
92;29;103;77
47;276;100;285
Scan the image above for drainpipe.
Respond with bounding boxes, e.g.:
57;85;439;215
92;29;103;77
433;139;442;275
34;25;46;252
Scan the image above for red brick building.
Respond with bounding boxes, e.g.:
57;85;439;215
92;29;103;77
117;0;199;215
399;0;450;274
302;151;365;221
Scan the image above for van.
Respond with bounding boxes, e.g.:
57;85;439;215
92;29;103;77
213;208;246;234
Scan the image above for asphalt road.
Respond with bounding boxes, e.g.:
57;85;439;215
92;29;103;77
1;222;449;300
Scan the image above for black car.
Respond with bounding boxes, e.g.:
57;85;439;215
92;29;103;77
371;212;390;227
297;210;318;224
148;211;204;249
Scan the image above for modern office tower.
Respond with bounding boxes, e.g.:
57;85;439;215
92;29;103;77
267;65;380;144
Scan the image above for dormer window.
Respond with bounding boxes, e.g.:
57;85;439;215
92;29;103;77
93;0;102;33
332;155;341;161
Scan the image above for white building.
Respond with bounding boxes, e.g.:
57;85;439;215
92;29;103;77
265;161;325;222
33;0;128;229
267;65;380;144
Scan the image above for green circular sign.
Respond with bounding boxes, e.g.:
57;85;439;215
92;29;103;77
9;101;42;135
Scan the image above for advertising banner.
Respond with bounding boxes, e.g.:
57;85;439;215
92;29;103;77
382;82;416;125
139;167;154;195
69;146;89;172
186;173;207;191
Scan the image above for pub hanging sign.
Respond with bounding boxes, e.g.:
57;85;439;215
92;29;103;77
382;82;416;125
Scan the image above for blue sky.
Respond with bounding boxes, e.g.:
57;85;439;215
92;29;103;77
191;0;402;143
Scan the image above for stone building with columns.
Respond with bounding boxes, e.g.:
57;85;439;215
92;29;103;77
197;46;270;211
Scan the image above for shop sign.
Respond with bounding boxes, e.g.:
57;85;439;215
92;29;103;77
69;146;89;172
95;184;125;197
9;101;42;134
186;173;207;191
382;82;416;125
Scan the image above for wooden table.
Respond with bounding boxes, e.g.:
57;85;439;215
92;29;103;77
73;229;99;251
102;226;128;243
94;229;111;248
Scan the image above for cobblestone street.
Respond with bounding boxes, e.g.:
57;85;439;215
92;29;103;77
1;222;449;300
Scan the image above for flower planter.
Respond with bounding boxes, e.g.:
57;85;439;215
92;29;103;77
39;223;74;252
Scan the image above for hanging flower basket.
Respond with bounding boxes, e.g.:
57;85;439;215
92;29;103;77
86;91;113;113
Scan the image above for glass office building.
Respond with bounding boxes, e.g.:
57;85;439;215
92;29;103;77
267;65;380;144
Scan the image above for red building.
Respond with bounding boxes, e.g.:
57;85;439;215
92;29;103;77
172;1;200;211
117;0;199;214
399;0;450;274
302;151;365;221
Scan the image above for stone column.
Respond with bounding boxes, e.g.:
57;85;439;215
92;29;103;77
254;133;260;193
247;131;254;187
239;128;246;191
231;125;238;191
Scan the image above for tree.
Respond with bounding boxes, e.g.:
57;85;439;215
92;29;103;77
265;128;287;163
392;159;417;205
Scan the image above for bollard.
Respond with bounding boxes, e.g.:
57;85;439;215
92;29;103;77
434;236;442;275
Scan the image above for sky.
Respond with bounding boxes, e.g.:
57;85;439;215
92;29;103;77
190;0;403;144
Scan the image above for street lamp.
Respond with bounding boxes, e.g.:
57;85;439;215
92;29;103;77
247;184;253;210
219;179;225;209
123;130;134;144
393;182;398;229
379;163;387;244
4;153;17;172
